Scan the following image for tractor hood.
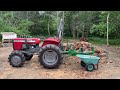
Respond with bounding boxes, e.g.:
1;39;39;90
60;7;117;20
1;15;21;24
14;38;41;44
44;37;60;43
42;37;60;47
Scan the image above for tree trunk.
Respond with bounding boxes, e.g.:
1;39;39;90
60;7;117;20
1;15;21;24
48;15;50;37
77;30;79;38
82;24;85;38
27;11;28;31
57;11;59;29
72;29;76;38
48;22;50;37
107;13;110;46
62;11;64;32
11;11;14;18
86;28;89;38
76;28;80;38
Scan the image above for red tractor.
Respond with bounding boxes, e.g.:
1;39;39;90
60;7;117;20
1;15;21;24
8;19;64;69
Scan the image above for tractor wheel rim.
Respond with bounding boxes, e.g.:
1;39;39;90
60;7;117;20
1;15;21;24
43;50;58;65
88;65;93;70
11;56;21;65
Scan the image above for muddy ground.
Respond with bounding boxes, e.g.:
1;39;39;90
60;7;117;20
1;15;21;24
0;45;120;79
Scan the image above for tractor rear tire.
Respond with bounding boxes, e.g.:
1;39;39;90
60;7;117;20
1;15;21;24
8;51;25;67
39;44;63;69
24;54;33;61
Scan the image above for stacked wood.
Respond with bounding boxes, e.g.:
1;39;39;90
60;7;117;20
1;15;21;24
100;57;107;64
74;41;92;51
63;41;93;51
63;43;74;51
74;42;82;50
63;41;108;64
95;49;101;54
99;51;108;64
80;37;88;42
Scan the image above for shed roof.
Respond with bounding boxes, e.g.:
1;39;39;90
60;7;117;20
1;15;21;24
1;32;16;35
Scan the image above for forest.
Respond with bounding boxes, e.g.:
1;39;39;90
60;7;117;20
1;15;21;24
0;11;120;45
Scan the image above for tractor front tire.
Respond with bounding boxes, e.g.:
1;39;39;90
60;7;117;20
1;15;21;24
8;51;25;67
39;44;63;69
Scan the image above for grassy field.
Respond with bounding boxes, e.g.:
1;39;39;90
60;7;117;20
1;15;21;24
63;37;120;46
89;37;120;46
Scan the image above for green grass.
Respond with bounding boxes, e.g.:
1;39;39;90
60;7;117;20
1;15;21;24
63;37;120;46
88;37;106;45
89;37;120;46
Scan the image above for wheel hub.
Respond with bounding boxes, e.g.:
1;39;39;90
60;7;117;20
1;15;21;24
88;65;93;70
43;50;58;65
11;56;21;65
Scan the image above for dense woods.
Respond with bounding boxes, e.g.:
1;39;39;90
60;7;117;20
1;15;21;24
0;11;120;45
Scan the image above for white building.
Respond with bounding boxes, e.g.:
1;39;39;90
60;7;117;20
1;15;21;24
1;32;17;46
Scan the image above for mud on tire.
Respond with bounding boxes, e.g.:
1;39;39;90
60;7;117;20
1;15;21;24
39;44;63;69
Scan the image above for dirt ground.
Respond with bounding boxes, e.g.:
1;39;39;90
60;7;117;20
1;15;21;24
0;45;120;79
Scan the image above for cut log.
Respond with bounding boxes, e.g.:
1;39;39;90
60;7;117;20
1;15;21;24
100;57;107;64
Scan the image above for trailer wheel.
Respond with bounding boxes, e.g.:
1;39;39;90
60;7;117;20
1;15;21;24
8;51;25;67
85;63;94;71
39;44;63;69
81;61;86;67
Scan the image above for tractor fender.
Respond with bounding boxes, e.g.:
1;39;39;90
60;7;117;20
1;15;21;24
42;37;60;47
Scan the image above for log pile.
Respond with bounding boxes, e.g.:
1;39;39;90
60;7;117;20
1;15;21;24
63;40;108;64
73;41;92;51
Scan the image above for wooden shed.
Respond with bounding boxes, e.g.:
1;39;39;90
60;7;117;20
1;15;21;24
1;32;17;47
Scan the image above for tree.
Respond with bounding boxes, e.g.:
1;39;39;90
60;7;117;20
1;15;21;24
107;12;110;46
0;11;120;41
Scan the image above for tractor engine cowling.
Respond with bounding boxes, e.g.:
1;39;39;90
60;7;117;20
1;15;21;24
42;37;60;47
13;38;41;50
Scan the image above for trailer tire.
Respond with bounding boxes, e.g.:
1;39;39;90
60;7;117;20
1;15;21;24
81;61;86;67
85;63;94;71
39;44;63;69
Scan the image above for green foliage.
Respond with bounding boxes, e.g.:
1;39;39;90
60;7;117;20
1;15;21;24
89;37;120;46
90;11;120;38
89;37;106;45
0;11;120;45
90;22;107;37
0;12;34;36
109;39;120;45
17;19;34;35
